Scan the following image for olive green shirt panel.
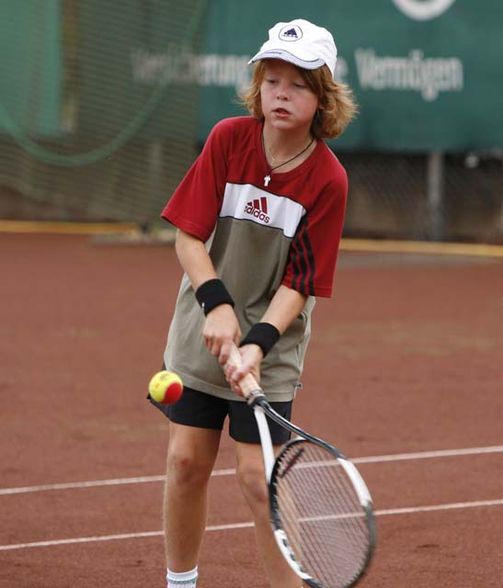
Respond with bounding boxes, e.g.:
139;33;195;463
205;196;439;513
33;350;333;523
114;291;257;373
164;217;315;402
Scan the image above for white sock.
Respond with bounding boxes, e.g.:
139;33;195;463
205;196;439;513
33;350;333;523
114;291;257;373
166;566;198;588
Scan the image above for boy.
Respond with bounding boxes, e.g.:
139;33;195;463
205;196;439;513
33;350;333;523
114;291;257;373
151;18;357;588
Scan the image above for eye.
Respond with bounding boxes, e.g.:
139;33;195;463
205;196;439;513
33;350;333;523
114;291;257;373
293;81;307;89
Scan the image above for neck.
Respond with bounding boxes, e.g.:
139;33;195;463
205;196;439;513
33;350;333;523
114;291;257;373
262;124;313;163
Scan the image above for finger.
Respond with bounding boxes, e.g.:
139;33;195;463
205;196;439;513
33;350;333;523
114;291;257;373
218;341;231;366
224;363;236;381
233;383;244;398
210;339;221;357
204;334;215;351
230;366;247;386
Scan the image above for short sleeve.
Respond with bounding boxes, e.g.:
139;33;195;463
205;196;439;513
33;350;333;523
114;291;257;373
161;119;232;241
281;170;348;297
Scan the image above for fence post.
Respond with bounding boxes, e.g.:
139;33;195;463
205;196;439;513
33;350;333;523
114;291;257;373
427;151;445;241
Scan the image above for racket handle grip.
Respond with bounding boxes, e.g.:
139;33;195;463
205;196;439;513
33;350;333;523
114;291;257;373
227;344;266;404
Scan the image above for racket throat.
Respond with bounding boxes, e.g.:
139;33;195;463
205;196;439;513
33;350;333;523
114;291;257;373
253;405;275;480
273;529;311;581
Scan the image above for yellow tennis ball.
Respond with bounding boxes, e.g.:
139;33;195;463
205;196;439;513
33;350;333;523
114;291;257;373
148;371;184;404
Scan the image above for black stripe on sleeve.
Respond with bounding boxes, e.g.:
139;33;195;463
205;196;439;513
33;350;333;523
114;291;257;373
291;217;316;296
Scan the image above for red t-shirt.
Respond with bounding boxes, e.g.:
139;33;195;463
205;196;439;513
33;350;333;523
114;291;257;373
161;116;348;399
162;116;347;298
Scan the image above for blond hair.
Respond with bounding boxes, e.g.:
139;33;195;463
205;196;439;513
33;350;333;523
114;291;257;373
240;61;358;139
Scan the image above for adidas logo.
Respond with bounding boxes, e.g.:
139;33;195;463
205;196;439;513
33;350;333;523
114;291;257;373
281;27;299;39
244;196;270;224
279;24;303;42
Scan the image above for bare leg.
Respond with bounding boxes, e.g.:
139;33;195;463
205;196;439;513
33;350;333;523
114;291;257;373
235;442;302;588
164;423;221;571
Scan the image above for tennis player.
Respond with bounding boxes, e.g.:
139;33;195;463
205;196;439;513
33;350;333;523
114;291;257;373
150;18;357;588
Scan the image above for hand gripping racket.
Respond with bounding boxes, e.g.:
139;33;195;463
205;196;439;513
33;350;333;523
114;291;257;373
227;345;376;588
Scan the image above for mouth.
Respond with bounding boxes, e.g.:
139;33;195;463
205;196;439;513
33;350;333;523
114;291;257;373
273;108;291;117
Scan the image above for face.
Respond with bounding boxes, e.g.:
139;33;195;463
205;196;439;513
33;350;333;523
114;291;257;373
260;60;319;133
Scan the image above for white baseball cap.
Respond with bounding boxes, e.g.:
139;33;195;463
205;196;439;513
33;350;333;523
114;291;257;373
248;19;338;78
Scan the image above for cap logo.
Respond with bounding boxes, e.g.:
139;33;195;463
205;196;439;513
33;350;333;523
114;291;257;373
279;24;303;42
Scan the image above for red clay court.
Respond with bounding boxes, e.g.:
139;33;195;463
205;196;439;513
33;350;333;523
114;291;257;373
1;230;502;587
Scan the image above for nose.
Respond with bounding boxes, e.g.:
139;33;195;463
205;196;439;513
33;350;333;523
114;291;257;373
276;81;289;101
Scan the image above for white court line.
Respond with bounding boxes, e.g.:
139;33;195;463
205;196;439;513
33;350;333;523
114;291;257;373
1;499;502;552
351;445;503;465
0;469;235;496
1;445;503;497
376;499;503;517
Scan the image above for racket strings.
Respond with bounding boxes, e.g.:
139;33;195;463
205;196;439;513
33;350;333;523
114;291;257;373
274;441;371;588
279;474;365;582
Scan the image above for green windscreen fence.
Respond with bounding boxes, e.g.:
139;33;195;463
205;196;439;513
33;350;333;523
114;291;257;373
0;0;206;224
0;0;502;242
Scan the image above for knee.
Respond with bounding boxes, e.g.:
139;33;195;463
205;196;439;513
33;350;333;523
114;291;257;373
236;462;268;509
166;448;211;489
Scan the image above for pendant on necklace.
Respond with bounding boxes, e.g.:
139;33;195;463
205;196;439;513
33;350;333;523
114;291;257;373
264;174;271;187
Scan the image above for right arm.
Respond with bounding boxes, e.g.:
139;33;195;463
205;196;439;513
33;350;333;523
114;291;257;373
175;229;241;364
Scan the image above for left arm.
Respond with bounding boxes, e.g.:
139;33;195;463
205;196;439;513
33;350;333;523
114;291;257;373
260;285;308;334
226;285;307;395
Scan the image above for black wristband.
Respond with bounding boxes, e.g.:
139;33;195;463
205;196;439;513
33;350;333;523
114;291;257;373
195;279;234;316
240;322;280;357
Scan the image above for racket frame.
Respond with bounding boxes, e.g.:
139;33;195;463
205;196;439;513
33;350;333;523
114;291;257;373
247;388;377;588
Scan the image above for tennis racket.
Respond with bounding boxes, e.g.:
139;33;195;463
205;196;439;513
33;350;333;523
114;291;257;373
227;345;376;588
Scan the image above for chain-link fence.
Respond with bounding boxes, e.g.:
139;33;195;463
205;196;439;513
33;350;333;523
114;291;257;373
342;151;503;243
0;0;206;225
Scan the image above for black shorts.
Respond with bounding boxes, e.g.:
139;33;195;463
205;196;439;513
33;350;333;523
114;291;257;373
149;386;292;445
